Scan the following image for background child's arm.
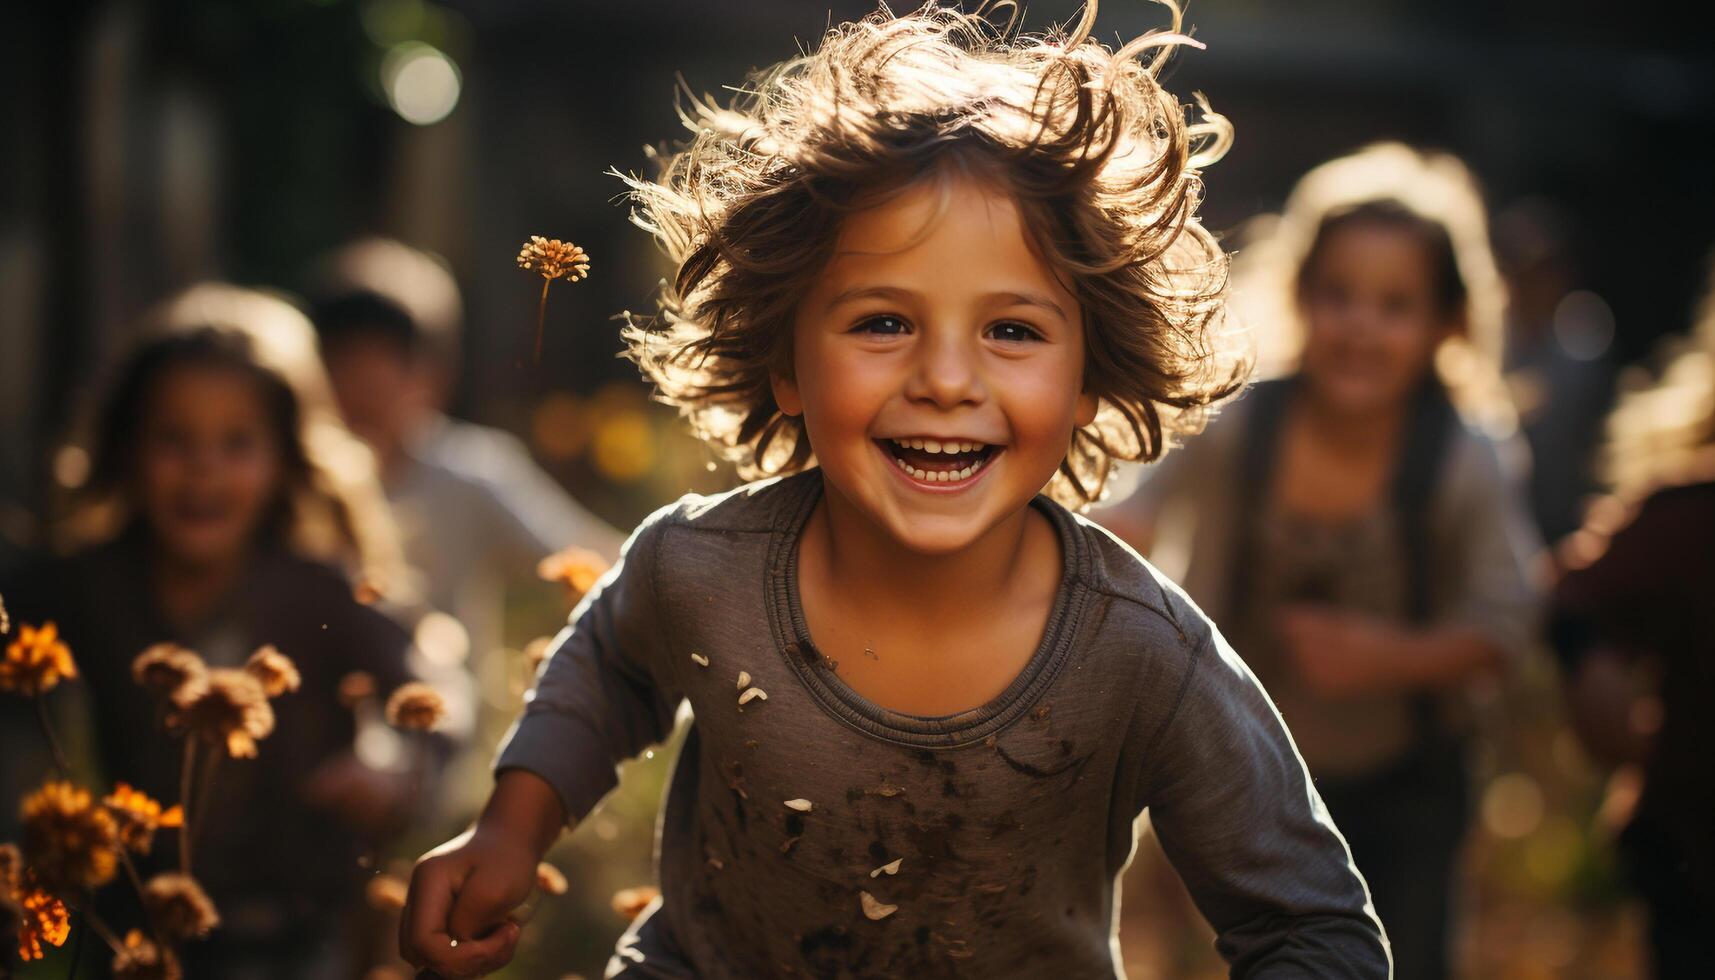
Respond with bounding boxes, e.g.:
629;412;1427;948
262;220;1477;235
1136;627;1392;978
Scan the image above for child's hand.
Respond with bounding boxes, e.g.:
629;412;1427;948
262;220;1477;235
399;828;534;978
1277;606;1402;698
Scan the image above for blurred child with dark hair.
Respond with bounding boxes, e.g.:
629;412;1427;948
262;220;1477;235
1552;253;1715;978
2;284;434;978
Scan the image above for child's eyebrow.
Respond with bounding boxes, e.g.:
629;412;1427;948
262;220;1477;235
823;285;1068;321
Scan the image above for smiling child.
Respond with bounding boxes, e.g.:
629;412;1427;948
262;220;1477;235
401;4;1390;977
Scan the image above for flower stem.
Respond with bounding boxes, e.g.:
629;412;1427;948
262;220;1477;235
35;695;72;776
190;750;222;854
179;739;197;874
118;849;147;904
534;279;550;362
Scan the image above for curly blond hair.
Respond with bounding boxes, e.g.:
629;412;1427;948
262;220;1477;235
620;0;1244;507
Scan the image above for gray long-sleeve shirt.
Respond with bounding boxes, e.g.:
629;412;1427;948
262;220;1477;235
496;471;1390;978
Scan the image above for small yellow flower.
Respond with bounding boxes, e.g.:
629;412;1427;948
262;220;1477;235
142;872;219;940
244;645;301;698
171;669;275;759
112;928;180;980
515;236;590;283
20;781;121;892
537;546;611;603
1;621;77;696
384;682;446;732
102;783;183;855
131;643;207;700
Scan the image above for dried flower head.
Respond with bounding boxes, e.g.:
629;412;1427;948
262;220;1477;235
103;783;184;855
536;546;610;603
131;644;207;700
3;872;70;962
243;645;301;698
384;682;445;732
0;591;9;634
610;885;659;921
338;670;377;708
112;928;181;980
20;780;120;892
171;669;275;758
365;873;409;912
1;621;77;696
143;873;219;940
516;237;590;283
534;862;568;897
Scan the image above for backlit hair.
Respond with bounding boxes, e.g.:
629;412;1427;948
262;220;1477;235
620;0;1244;508
1229;142;1516;434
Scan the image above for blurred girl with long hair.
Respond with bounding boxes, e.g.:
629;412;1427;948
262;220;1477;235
4;284;429;978
1101;144;1542;979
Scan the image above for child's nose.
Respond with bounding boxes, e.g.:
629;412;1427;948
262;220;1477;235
905;329;985;408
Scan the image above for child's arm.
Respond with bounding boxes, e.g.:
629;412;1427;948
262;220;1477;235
401;507;682;979
1137;627;1391;978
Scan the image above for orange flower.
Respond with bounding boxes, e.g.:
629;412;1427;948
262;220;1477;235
243;645;301;698
112;928;180;980
610;885;660;922
537;546;611;603
103;783;183;855
142;873;218;940
170;669;275;758
384;682;445;732
337;670;377;709
515;237;590;283
20;781;120;892
1;621;77;696
4;876;70;961
131;643;207;700
535;862;568;896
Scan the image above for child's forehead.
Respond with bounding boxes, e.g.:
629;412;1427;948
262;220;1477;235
820;174;1061;282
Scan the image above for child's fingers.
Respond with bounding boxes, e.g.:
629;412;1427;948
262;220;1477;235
446;865;530;943
401;859;460;967
409;920;522;979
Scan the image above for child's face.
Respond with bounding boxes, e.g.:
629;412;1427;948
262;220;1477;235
776;174;1096;554
322;334;429;459
1297;222;1456;415
134;364;285;567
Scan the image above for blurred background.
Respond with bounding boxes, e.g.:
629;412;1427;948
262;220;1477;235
1;0;1711;977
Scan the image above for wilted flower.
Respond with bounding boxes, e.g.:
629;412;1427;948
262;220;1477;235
243;645;300;698
20;781;120;892
515;237;590;283
384;682;445;732
535;862;567;896
112;928;181;980
610;885;659;921
1;621;77;696
516;236;592;361
365;873;409;912
537;546;610;603
337;671;377;709
143;872;219;940
131;644;207;700
103;783;183;855
171;669;275;759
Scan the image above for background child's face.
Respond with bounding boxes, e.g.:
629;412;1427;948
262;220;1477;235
776;174;1097;554
322;333;431;458
134;364;285;567
1296;221;1456;415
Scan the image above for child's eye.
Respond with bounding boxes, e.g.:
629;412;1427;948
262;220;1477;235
987;321;1042;344
853;315;910;336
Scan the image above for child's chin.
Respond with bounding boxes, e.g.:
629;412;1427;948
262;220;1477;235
879;513;996;556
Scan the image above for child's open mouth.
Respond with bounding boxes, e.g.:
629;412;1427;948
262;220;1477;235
877;436;998;485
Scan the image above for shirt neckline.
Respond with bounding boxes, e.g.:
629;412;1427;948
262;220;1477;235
765;470;1089;748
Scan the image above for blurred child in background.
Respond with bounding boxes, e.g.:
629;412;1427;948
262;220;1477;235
1552;255;1715;978
1101;144;1543;979
3;284;431;978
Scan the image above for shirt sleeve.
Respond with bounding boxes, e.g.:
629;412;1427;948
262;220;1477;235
1432;431;1544;669
492;503;682;824
1137;626;1391;979
462;428;627;565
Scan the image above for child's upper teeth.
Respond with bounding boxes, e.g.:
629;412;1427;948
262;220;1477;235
924;439;942;453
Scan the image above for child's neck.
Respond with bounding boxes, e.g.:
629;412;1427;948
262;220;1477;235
150;546;251;633
1297;388;1407;458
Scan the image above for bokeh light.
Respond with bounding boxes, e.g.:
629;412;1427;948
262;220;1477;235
381;42;460;126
